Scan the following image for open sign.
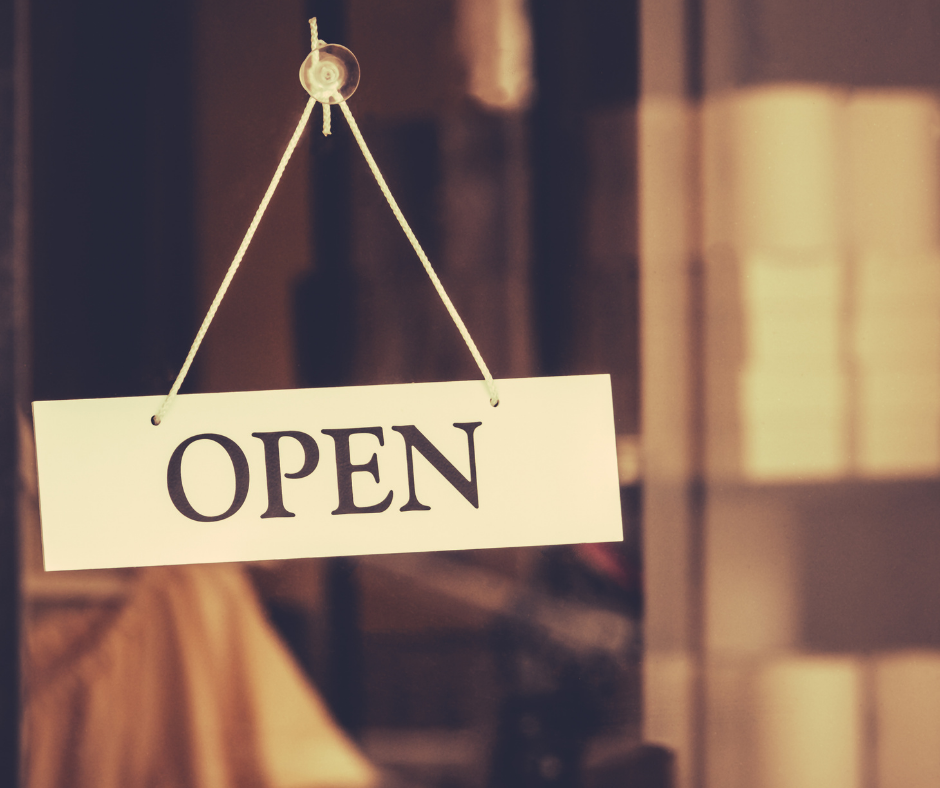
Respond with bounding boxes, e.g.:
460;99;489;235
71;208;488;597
33;375;622;570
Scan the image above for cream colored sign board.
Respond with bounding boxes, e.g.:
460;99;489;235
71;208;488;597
32;375;622;571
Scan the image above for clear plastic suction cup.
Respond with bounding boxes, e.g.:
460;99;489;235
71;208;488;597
300;44;360;103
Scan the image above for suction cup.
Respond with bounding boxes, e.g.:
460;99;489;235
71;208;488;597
300;44;360;103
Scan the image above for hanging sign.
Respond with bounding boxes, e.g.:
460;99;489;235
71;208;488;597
32;375;622;571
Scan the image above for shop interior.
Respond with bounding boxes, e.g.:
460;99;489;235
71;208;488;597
2;1;940;787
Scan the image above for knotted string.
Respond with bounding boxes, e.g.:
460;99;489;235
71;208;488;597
311;18;331;136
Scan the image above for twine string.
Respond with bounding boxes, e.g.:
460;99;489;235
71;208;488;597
153;18;498;424
338;100;499;406
151;97;317;425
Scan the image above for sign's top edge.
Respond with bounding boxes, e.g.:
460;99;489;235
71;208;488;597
30;373;612;407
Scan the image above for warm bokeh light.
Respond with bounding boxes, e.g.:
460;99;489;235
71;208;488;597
702;86;940;481
756;657;862;788
642;71;940;787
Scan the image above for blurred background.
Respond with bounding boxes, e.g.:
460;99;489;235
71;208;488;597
0;0;939;786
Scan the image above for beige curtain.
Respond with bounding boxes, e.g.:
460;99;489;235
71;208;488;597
23;563;378;788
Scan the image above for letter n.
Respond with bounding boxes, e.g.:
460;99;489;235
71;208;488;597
391;423;482;511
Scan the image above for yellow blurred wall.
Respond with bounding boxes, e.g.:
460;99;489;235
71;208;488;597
641;2;940;787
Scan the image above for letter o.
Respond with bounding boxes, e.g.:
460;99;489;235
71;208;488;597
167;434;250;522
